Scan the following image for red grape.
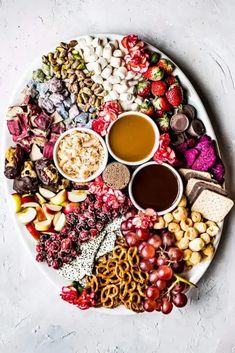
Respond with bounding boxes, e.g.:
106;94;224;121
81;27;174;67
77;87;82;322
146;286;160;300
156;279;167;290
125;232;139;247
143;299;157;312
156;255;168;266
148;234;162;249
138;241;147;253
168;247;183;262
155;300;162;312
148;257;157;265
136;228;150;241
125;209;137;220
162;231;175;247
140;259;153;272
141;244;155;259
172;282;187;294
171;260;185;273
157;265;173;281
172;293;188;307
149;270;158;283
161;297;173;314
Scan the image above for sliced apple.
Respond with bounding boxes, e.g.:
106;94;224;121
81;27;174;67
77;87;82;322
54;212;66;231
21;202;40;208
17;207;37;224
53;211;62;227
11;193;22;213
42;204;55;222
50;190;67;206
63;202;80;214
34;207;47;222
45;204;62;214
39;187;56;199
36;192;46;205
35;219;52;231
26;222;41;240
68;190;87;203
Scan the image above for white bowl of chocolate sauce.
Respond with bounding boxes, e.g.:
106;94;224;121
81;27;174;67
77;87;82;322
129;161;183;215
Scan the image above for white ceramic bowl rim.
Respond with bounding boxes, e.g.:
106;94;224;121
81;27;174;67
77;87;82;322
105;111;160;166
53;127;108;183
128;161;184;215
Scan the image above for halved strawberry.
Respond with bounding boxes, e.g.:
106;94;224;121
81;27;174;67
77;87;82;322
26;222;41;240
165;84;183;107
151;81;167;96
143;66;164;81
156;114;170;132
139;99;154;116
157;59;174;74
137;80;151;97
153;97;172;112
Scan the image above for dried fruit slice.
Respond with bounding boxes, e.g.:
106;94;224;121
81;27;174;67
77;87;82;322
17;207;37;224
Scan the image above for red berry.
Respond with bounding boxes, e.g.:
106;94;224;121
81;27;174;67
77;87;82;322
137;80;151;97
136;228;150;241
172;293;188;307
153;96;172;112
156;279;167;290
146;286;160;300
165;84;183;107
165;75;178;85
144;299;157;312
161;297;173;314
157;58;174;74
157;265;173;281
140;259;154;272
143;66;164;81
126;232;139;247
151;81;167;96
140;244;155;259
148;234;162;249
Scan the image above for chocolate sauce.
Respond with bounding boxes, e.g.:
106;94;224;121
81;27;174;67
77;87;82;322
131;164;179;212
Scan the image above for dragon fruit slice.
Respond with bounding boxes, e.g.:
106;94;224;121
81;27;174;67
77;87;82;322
7;118;22;136
210;159;225;183
184;148;199;167
192;143;217;171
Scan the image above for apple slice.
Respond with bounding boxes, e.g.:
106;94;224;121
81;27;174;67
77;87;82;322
39;187;56;199
45;204;62;214
64;202;80;214
42;204;55;222
26;222;41;240
54;212;66;231
34;207;47;222
50;190;67;206
53;211;62;227
17;207;37;224
35;219;52;231
68;190;87;203
21;201;40;208
36;192;46;205
11;193;22;213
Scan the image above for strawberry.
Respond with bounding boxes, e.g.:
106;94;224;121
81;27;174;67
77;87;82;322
165;75;178;86
139;99;154;116
165;84;183;107
137;80;151;97
151;81;167;96
153;96;172;112
143;66;164;81
156;114;170;132
157;59;174;74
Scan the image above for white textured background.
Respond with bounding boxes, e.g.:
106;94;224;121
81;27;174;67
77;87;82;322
1;1;235;352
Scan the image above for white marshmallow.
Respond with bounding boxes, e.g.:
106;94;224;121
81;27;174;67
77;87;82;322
86;62;101;74
128;80;138;86
86;53;98;63
108;75;121;84
91;37;101;47
101;67;112;79
103;81;112;91
95;46;103;57
126;71;136;80
110;57;122;68
113;83;128;94
103;45;112;60
131;103;139;110
120;100;133;111
109;40;119;49
127;86;136;94
77;38;87;49
120;92;134;102
97;57;108;69
103;94;112;102
83;36;93;45
109;90;119;100
102;38;108;46
113;49;123;58
116;67;127;79
135;97;143;105
91;74;103;84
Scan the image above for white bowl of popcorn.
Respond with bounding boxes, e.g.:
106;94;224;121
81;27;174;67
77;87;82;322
54;128;108;183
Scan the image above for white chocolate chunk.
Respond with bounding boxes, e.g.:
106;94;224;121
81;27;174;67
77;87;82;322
102;38;108;46
77;38;87;49
101;67;112;79
120;100;133;110
135;97;143;104
131;103;139;111
126;71;136;80
120;92;134;102
110;57;122;68
116;67;127;79
127;86;136;94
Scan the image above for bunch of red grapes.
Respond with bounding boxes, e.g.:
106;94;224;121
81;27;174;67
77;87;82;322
121;210;188;314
